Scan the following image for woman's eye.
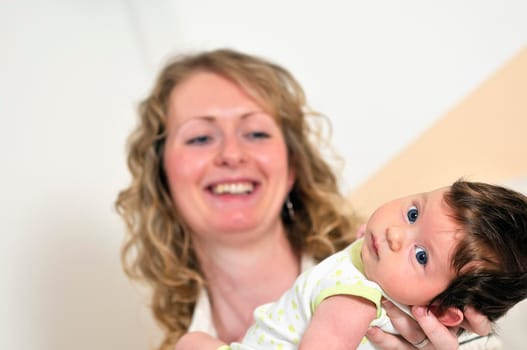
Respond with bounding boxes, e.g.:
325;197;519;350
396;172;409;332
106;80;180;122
415;247;428;265
407;206;419;223
246;131;270;139
186;135;212;145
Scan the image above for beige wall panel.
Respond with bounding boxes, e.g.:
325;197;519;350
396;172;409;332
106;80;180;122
349;46;527;216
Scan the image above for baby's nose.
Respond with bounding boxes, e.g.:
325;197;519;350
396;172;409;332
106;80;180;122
386;226;404;251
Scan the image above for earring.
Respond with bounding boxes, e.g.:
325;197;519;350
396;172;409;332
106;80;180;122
286;196;295;219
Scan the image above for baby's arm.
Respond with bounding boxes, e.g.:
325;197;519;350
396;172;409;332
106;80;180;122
299;294;377;350
175;331;228;350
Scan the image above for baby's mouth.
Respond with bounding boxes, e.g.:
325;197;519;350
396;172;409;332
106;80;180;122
210;182;255;195
370;234;379;258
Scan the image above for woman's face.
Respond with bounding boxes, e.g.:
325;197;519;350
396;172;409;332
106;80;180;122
163;71;295;243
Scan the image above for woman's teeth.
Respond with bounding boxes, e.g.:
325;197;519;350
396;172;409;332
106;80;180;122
212;183;254;194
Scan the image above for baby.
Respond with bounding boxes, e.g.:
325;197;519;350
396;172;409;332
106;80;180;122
176;180;527;350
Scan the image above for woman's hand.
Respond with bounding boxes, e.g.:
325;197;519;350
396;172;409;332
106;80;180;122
365;300;493;350
460;306;492;335
366;300;457;350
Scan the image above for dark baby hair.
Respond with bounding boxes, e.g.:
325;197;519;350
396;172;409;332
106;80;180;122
430;180;527;324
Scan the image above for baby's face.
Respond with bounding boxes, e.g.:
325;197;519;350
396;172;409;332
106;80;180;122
361;187;463;306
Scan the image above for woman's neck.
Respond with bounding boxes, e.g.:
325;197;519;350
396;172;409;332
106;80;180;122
193;226;300;343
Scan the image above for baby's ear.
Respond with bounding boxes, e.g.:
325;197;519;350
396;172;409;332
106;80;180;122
429;305;464;327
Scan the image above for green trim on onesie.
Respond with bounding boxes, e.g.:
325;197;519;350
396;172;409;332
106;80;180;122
350;239;366;274
311;283;383;318
311;239;383;318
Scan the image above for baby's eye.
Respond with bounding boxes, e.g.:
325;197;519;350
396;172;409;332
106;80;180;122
415;247;428;265
186;135;212;145
407;206;419;223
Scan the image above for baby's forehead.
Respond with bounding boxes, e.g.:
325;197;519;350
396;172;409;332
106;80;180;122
426;185;451;197
404;185;451;200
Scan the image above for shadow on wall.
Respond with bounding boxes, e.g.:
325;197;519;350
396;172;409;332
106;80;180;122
11;200;157;350
348;46;527;217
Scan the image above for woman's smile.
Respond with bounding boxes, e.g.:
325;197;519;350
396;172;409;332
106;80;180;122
209;181;256;195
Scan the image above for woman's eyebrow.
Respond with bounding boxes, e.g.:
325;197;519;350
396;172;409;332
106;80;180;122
194;110;262;120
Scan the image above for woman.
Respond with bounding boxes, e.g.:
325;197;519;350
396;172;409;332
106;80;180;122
115;48;496;350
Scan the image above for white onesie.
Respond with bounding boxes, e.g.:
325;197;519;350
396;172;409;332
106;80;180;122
224;239;396;350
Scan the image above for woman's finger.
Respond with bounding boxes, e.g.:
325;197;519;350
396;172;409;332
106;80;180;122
365;326;415;350
412;306;458;350
367;300;434;350
382;300;425;344
461;306;492;335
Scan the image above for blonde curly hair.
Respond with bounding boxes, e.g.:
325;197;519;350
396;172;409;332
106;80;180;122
115;48;362;350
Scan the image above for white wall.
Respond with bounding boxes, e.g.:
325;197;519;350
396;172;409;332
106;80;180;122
1;1;526;349
1;2;154;349
167;0;527;192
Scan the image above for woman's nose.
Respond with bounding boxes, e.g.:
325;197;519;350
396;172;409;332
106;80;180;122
386;226;405;252
214;137;247;167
